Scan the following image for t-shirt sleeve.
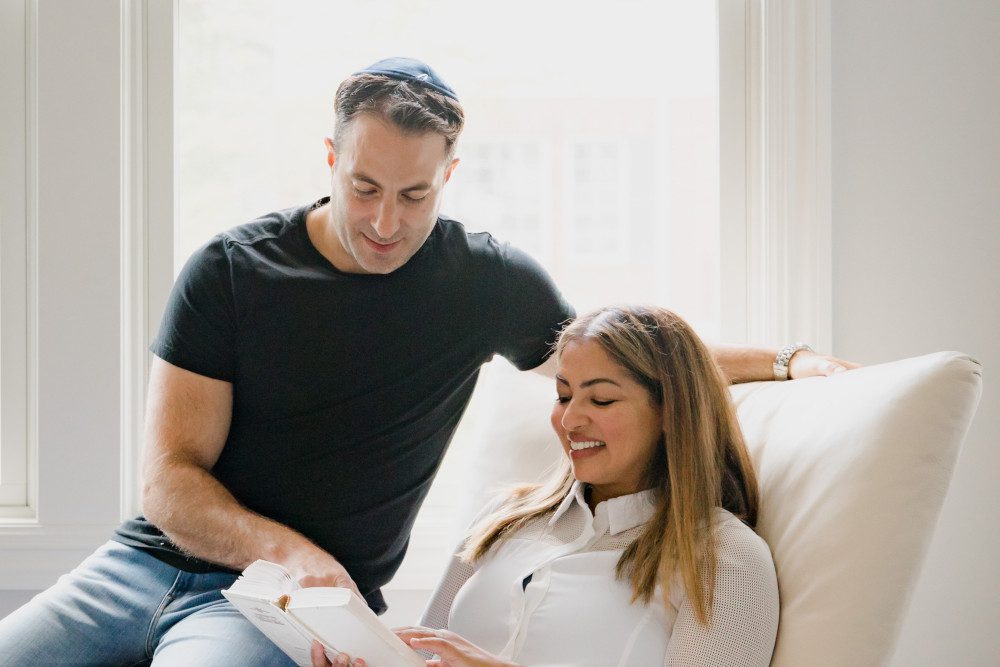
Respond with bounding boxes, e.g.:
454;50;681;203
664;519;779;666
493;242;575;371
150;235;237;382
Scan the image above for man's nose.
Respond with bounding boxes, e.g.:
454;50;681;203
372;196;400;240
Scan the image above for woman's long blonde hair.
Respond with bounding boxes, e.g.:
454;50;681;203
460;305;759;625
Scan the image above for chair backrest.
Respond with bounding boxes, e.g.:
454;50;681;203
730;351;982;666
465;352;982;665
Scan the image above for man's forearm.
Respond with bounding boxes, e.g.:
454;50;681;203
711;343;855;383
710;344;779;384
143;457;317;571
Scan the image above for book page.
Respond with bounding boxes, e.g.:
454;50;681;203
222;590;314;666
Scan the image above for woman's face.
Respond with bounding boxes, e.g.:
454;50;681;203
551;339;663;503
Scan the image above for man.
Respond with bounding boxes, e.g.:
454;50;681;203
0;58;851;665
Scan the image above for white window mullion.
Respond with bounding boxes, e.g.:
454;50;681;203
729;0;833;350
719;0;751;343
0;0;33;516
121;0;176;522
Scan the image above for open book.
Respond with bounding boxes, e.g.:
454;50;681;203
222;560;424;666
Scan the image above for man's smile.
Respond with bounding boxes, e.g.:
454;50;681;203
363;236;403;254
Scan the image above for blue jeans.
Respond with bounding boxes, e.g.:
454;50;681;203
0;541;296;666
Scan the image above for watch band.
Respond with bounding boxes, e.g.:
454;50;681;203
773;342;813;381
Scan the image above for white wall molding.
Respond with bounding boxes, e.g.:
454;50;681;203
722;0;833;349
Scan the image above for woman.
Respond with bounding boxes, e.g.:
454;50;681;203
321;305;778;666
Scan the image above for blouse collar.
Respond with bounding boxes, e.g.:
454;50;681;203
549;480;658;535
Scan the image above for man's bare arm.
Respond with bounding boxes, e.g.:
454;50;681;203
140;356;360;594
534;343;856;384
710;343;858;384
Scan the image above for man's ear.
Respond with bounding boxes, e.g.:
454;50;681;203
444;157;460;183
324;137;336;169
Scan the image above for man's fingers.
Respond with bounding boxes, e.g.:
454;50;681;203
339;577;363;600
824;357;861;375
302;573;361;599
790;352;862;379
823;361;845;375
311;640;332;667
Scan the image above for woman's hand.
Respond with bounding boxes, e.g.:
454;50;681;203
310;640;366;667
394;627;519;667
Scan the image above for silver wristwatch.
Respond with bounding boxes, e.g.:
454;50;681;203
773;342;813;381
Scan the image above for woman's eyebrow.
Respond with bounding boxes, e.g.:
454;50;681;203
555;375;621;388
581;378;621;388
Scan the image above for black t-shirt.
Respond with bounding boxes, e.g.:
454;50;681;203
113;198;574;613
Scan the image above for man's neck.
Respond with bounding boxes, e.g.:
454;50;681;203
305;201;356;273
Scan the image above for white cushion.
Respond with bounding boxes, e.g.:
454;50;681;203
468;352;982;665
731;351;981;666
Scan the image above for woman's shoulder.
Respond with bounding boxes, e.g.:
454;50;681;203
711;508;777;576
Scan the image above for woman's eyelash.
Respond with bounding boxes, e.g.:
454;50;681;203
555;396;617;407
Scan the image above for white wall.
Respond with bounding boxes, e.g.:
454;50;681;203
831;1;1000;664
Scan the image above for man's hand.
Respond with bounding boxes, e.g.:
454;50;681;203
395;627;519;667
788;350;860;379
283;547;363;600
311;640;366;667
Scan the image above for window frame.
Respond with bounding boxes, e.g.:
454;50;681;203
0;0;174;588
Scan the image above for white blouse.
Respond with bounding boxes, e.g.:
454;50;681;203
419;482;779;666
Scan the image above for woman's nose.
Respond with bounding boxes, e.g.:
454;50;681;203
561;399;588;430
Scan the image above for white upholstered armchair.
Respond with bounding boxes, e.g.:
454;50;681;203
464;351;983;666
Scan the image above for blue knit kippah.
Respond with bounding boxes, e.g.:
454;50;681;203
352;57;459;101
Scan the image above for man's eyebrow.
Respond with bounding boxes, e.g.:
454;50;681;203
351;172;431;192
555;375;621;388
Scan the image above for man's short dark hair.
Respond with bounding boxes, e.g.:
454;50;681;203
333;74;465;159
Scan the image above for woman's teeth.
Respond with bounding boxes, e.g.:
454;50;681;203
570;440;606;451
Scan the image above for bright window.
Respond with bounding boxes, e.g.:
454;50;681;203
178;0;723;589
